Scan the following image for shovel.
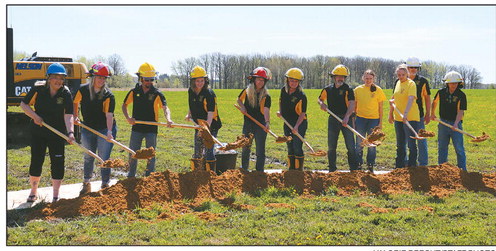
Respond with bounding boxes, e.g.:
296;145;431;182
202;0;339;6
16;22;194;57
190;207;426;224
75;121;146;158
322;106;377;147
433;118;490;143
41;121;104;164
134;120;201;130
278;115;327;157
390;101;425;140
234;104;291;143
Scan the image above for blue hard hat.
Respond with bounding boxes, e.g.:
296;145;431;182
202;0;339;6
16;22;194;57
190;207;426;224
46;63;67;76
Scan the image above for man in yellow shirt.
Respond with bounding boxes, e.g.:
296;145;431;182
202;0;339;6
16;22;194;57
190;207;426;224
354;70;386;172
388;64;420;169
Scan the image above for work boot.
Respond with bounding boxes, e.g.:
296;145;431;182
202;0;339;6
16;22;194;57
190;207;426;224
287;155;295;170
190;158;205;171
295;156;304;171
367;164;374;173
101;183;109;189
206;160;217;173
79;182;91;196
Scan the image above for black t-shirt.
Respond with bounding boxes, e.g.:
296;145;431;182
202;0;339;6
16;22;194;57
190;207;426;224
22;84;73;133
238;88;271;124
74;84;116;130
318;83;355;116
188;87;222;131
279;87;307;125
123;84;167;133
433;87;467;122
412;75;431;118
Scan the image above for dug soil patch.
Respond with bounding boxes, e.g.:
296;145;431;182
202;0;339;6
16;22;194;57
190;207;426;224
30;163;496;220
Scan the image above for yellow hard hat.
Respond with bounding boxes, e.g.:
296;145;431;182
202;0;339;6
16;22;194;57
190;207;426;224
137;62;157;78
190;66;208;79
443;71;464;85
285;68;304;81
330;64;350;77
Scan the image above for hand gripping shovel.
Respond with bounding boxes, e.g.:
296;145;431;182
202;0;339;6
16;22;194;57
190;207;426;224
433;118;490;143
390;101;425;140
41;121;106;165
278;115;327;157
322;106;377;147
234;104;291;143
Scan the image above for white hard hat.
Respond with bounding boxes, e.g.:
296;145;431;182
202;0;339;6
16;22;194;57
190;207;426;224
443;71;464;84
405;57;422;68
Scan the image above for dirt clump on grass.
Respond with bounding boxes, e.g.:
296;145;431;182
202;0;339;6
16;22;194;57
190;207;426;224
29;163;496;220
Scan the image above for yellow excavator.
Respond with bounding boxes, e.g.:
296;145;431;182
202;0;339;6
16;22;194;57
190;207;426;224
7;28;89;144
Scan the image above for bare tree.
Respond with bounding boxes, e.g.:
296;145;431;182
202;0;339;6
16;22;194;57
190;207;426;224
106;54;127;76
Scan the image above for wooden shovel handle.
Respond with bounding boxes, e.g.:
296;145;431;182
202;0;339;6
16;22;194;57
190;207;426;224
391;103;424;139
433;118;476;138
324;108;368;141
42;122;104;163
77;122;136;155
278;115;316;153
233;104;279;139
135;120;200;129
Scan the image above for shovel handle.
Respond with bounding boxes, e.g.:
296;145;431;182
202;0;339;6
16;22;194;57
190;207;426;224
233;104;279;139
391;103;424;140
278;116;316;153
135;120;200;129
77;122;136;155
433;118;476;139
324;108;368;141
42;122;104;163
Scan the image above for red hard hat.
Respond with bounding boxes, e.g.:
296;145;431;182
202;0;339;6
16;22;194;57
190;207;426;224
248;67;272;80
90;62;113;77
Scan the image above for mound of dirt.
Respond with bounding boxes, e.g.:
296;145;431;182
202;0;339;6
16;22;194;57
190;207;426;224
29;163;496;220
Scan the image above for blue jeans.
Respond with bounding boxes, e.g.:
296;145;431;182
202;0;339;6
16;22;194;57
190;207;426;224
193;129;218;161
355;116;379;166
128;131;157;177
242;120;267;172
328;115;358;171
417;117;429;166
81;124;117;185
438;119;466;171
283;119;307;158
394;120;420;168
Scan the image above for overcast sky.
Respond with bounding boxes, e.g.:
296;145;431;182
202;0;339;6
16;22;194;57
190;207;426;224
7;5;496;84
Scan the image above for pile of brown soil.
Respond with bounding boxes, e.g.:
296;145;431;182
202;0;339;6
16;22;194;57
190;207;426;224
29;163;495;220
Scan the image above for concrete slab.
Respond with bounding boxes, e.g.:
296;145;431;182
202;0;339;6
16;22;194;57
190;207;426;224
7;179;119;210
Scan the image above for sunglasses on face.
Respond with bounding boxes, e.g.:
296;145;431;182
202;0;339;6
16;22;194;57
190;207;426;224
143;78;156;82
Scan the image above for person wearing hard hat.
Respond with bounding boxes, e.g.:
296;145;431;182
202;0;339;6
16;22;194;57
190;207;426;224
318;64;359;172
20;63;76;203
353;69;386;172
186;66;222;171
122;62;172;177
277;68;307;170
430;71;467;171
237;67;272;172
388;64;420;169
73;62;116;195
405;57;431;167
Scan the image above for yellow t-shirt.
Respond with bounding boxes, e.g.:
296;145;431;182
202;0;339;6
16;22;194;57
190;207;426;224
354;84;386;119
392;79;420;122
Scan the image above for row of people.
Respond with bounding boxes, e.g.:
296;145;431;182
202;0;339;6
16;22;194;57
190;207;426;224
20;60;468;202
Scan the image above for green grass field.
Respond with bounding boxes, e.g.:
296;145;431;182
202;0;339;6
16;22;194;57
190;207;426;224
7;89;496;191
6;89;496;246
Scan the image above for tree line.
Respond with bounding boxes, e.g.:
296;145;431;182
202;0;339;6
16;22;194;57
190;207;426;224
14;51;485;89
171;53;484;89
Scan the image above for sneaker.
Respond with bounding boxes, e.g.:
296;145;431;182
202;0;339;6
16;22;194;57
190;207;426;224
27;194;37;203
79;182;91;196
101;183;109;189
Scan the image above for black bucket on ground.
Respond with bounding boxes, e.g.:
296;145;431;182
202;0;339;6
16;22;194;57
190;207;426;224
215;152;238;175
